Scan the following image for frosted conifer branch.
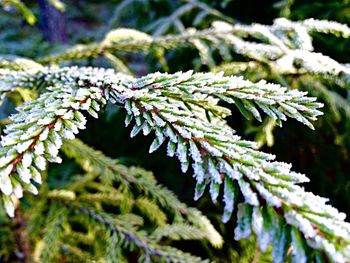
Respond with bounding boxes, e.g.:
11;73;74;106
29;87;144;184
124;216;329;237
0;66;349;262
121;83;350;262
212;21;350;87
297;18;350;38
0;67;323;127
37;19;350;87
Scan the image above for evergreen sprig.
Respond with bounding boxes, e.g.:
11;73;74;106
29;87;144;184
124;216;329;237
38;18;350;87
23;137;221;262
76;205;207;263
61;138;223;248
0;66;349;262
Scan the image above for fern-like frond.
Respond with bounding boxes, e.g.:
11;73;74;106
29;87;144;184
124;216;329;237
39;203;68;262
61;138;223;248
75;205;208;263
150;223;208;242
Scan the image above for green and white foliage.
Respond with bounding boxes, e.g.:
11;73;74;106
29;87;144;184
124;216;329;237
108;0;235;36
0;55;43;71
39;18;350;88
211;18;350;87
0;66;350;262
61;138;223;249
24;138;219;262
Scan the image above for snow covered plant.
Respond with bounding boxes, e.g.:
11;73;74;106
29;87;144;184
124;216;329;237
39;18;350;88
0;65;350;262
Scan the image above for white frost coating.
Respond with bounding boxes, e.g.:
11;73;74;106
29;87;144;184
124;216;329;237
167;141;176;157
255;183;282;207
176;141;188;167
34;154;47;171
234;203;252;240
38;116;55;125
62;110;74;120
321;239;345;263
131;101;141;116
149;138;163;153
301;18;350;37
30;166;42;184
155;127;164;142
151;113;166;127
1;134;17;147
208;158;222;184
50;131;63;149
209;181;220;202
45;140;59;157
60;129;75;140
218;160;241;180
39;128;49;141
173;124;192;139
0;155;15;168
21;152;32;168
13;181;23;199
34;142;45;155
252;207;263;236
24;184;38;195
135;116;142;126
3;196;15;218
180;161;189;174
189;140;203;164
0;166;13;195
200;141;222;157
63;120;79;134
238;179;259;206
222;178;235;223
54;120;62;131
304;213;350;240
164;125;177;143
240;165;260;181
16;140;33;154
16;163;31;183
284;210;317;238
142;123;152;136
192;162;205;183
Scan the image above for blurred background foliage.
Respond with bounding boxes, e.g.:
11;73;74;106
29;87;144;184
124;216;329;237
0;0;349;262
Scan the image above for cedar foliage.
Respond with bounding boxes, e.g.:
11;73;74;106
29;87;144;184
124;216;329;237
0;0;349;262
